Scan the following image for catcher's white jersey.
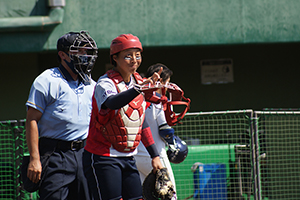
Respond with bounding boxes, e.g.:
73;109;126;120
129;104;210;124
89;73;139;157
134;102;176;192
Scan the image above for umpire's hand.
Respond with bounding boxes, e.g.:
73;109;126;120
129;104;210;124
28;158;42;183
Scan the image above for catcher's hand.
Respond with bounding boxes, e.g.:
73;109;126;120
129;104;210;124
143;168;176;200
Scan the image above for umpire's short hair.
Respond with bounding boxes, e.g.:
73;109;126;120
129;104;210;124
56;32;80;63
146;63;173;83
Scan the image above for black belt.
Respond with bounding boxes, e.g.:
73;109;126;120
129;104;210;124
40;137;86;151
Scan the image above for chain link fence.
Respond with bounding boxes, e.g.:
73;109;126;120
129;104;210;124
0;120;38;200
1;110;300;200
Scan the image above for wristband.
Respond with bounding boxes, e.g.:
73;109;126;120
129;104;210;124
146;144;159;158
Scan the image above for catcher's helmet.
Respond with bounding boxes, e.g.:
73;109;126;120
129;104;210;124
167;135;188;164
110;34;143;56
57;31;98;83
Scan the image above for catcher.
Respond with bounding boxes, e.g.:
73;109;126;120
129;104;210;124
83;34;163;200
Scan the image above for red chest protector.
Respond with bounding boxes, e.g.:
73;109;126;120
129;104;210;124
92;70;146;152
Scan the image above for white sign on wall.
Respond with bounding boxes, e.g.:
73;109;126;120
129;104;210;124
200;59;234;85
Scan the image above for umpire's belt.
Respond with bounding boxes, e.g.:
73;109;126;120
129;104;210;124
39;137;86;151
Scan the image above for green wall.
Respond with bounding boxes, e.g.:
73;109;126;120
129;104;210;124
1;42;299;120
1;0;300;53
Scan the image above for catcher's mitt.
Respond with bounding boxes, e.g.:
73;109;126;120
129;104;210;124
143;168;176;200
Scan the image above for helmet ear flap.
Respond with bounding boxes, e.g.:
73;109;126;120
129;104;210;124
159;127;175;144
167;136;188;164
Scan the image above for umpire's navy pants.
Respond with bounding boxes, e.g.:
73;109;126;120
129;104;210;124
38;138;91;200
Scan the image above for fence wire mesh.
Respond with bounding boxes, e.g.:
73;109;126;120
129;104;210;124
0;120;17;200
172;110;254;200
257;112;300;200
2;110;300;200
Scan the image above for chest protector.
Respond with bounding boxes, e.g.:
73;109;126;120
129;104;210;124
94;70;146;152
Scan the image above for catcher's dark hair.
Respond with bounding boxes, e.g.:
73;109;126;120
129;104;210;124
146;63;173;83
110;53;120;67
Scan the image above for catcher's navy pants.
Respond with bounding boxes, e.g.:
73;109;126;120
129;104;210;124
38;138;91;200
83;150;143;200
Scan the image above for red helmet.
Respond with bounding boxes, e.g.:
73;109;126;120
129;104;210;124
110;34;143;55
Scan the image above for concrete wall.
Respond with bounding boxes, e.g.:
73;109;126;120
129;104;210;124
1;0;300;52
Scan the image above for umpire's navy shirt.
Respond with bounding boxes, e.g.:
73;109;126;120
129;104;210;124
26;65;95;141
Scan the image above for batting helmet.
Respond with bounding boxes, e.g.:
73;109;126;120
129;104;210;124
159;126;175;145
110;34;143;55
167;136;188;164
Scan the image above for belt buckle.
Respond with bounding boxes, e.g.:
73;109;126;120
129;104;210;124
71;140;81;151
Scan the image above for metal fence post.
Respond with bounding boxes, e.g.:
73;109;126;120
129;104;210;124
252;112;262;200
16;119;26;200
249;111;259;200
13;120;24;200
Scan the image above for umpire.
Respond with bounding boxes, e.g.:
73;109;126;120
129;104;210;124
25;31;98;199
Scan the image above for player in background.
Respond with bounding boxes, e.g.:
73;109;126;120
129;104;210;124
25;31;98;199
83;34;163;200
134;63;177;192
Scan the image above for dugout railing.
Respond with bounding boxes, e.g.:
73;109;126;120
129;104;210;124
1;110;300;200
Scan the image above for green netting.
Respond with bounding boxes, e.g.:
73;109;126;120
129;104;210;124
0;120;38;200
18;120;39;200
0;121;17;200
257;113;300;200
